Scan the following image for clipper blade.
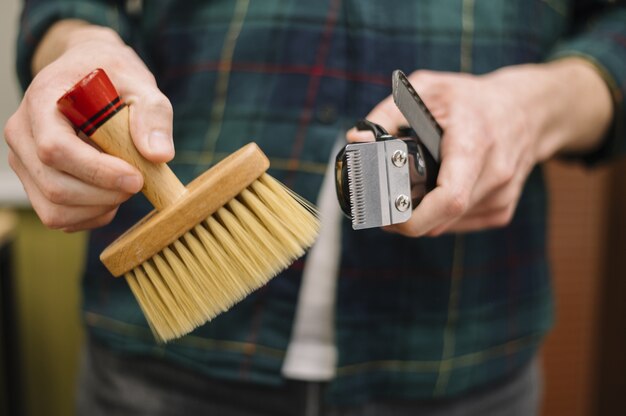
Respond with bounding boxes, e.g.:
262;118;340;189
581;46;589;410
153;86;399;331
335;71;441;231
342;140;412;230
345;148;366;227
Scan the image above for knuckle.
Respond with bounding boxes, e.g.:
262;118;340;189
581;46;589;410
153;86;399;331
137;67;158;85
427;227;445;238
112;191;132;206
86;162;105;186
397;224;420;238
493;160;515;185
100;26;121;42
408;70;429;85
7;151;17;170
38;208;66;230
95;210;118;228
65;210;116;233
492;207;515;228
41;182;69;205
492;187;519;212
503;205;516;223
105;52;146;82
36;137;63;166
408;70;452;96
404;228;420;238
146;94;173;117
445;189;469;217
3;115;19;146
386;221;422;238
88;25;119;43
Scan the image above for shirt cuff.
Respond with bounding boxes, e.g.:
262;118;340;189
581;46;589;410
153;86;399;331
16;0;130;91
547;9;626;165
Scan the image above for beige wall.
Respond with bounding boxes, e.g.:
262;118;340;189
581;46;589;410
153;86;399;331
1;3;86;416
0;0;20;120
1;0;28;204
13;210;85;416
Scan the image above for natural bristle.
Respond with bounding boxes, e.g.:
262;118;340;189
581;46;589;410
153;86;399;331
125;174;320;342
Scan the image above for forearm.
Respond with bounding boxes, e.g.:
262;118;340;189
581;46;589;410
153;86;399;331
32;19;125;75
487;58;613;163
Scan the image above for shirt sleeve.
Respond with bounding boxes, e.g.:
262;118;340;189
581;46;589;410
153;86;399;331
548;2;626;164
16;0;131;91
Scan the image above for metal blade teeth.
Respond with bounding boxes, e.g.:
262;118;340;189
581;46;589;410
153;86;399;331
346;149;366;226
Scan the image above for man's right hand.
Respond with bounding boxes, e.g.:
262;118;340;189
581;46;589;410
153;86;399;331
3;20;174;232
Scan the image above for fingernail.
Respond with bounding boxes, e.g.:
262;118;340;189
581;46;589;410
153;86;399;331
117;175;143;193
347;130;374;142
149;130;173;155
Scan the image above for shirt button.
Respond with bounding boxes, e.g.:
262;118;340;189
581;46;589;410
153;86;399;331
316;104;339;124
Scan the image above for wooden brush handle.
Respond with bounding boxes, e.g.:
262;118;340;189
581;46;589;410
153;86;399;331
57;69;186;211
88;106;185;210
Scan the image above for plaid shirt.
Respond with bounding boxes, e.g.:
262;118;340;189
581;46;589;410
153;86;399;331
17;0;626;404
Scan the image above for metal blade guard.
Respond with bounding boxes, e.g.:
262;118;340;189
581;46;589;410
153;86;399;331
335;70;442;230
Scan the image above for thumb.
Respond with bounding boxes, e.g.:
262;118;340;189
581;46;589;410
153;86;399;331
345;94;406;143
126;86;175;163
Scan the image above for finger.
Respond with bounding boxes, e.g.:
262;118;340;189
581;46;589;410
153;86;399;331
61;207;120;232
120;81;174;163
461;179;521;218
384;185;466;237
346;95;406;143
35;151;137;206
393;120;491;236
454;155;528;224
9;151;119;229
90;62;175;161
433;177;524;234
23;102;144;194
346;71;451;143
32;37;173;163
464;143;530;210
345;126;377;143
430;203;517;235
8;112;141;205
9;145;131;208
364;95;407;134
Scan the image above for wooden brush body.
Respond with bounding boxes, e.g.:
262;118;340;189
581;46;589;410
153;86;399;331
93;106;270;276
57;69;319;341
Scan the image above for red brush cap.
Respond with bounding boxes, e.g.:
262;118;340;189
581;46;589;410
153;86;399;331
57;68;125;136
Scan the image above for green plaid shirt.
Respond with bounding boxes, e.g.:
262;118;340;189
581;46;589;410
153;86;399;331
17;0;626;404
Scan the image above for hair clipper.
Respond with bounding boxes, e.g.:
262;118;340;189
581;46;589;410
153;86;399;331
335;70;442;230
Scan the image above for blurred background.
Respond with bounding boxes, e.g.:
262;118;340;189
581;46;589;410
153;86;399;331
1;2;86;416
1;0;625;415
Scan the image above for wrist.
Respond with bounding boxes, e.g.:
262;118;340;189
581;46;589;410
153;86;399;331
486;59;613;162
32;20;124;75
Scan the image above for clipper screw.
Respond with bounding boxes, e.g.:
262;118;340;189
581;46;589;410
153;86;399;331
395;195;410;212
392;150;407;167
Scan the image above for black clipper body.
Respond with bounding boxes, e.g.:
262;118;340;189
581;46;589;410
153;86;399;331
336;70;442;230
